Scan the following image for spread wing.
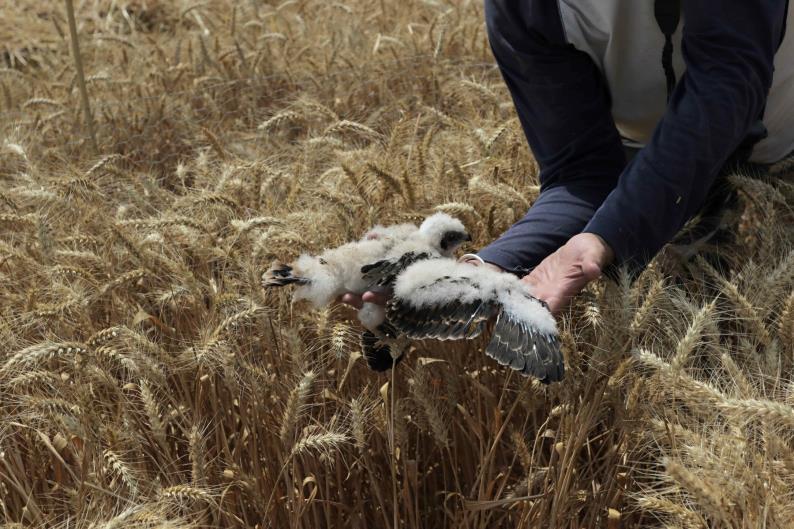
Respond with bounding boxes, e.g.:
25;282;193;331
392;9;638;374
485;295;563;383
386;298;498;340
386;259;564;383
387;280;500;340
361;251;430;288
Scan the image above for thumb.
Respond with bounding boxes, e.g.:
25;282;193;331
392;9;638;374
362;291;389;306
580;259;603;282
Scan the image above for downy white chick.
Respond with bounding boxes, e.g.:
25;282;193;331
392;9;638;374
262;213;471;369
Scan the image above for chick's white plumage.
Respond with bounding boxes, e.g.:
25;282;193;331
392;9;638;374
262;213;471;371
386;258;563;383
262;212;470;323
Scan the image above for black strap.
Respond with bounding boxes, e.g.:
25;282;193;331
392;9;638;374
654;0;681;102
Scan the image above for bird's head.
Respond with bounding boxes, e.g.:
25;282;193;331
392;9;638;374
419;213;471;256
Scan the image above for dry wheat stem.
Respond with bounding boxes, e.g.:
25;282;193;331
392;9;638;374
2;1;793;526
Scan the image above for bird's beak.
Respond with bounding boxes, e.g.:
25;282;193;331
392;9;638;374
464;233;472;242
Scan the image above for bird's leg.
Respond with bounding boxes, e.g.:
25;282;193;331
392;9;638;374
359;304;409;371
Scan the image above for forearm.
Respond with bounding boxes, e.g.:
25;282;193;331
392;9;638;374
481;0;626;273
478;180;616;273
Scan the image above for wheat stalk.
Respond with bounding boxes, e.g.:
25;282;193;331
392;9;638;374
159;484;214;505
717;397;794;429
408;368;449;447
719;353;754;398
280;371;317;445
64;0;98;154
697;257;772;345
140;380;168;449
664;458;734;524
635;495;704;528
670;301;715;371
103;450;139;495
290;431;349;458
629;277;665;337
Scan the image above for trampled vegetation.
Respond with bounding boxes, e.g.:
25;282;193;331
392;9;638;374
1;1;793;527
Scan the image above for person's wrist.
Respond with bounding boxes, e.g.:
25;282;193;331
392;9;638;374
574;232;614;270
458;253;504;273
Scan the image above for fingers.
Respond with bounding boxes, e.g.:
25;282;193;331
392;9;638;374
580;260;603;282
362;291;389;306
339;293;364;309
521;261;566;315
522;269;541;288
521;264;585;315
338;291;389;308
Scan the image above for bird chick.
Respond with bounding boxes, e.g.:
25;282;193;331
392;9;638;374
263;213;469;306
262;213;472;369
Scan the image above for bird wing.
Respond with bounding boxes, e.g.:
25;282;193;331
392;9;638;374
386;259;503;340
386;259;563;383
360;251;431;288
485;291;563;383
262;261;310;287
388;294;499;340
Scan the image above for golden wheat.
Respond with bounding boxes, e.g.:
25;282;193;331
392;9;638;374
0;0;792;527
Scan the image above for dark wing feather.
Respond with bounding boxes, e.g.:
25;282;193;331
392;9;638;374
386;272;501;341
361;252;431;288
386;264;563;382
262;261;310;287
485;309;563;384
360;330;395;371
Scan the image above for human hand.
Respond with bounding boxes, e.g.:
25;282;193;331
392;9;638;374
339;291;389;309
521;233;613;315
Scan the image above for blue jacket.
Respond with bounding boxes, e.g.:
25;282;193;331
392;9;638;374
477;0;790;273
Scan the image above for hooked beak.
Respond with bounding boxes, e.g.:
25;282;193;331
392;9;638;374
464;233;472;242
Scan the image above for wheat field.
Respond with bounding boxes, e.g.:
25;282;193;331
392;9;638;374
1;1;793;528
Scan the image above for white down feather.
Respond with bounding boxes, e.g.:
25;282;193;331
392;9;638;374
292;237;400;307
290;212;469;309
393;259;557;336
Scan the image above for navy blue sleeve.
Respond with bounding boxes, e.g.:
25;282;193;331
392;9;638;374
583;1;786;269
476;0;627;273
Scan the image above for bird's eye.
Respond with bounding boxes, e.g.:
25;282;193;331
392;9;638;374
441;231;468;250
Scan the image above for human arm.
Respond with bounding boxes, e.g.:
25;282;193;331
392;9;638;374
341;1;626;309
475;0;627;273
484;0;785;314
581;0;786;269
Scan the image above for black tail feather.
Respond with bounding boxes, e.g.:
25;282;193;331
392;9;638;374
262;261;309;287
